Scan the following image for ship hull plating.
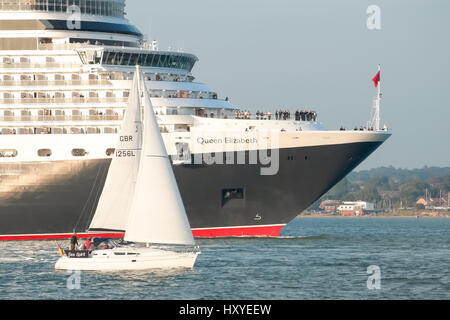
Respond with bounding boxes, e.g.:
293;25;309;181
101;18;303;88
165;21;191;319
0;141;383;239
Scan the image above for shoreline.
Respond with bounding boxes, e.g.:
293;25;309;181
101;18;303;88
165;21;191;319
297;213;450;219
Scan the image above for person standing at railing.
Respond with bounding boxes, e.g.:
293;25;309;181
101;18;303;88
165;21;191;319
69;233;79;251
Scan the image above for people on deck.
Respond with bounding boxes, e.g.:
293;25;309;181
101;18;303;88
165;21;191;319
233;108;319;122
69;233;79;251
85;237;93;251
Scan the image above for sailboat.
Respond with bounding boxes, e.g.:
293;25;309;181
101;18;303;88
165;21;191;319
55;66;200;271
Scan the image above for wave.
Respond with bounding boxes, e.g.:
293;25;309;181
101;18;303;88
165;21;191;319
277;235;325;240
198;234;325;241
0;256;36;262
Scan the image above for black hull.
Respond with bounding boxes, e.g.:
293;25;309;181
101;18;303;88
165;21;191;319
0;141;383;239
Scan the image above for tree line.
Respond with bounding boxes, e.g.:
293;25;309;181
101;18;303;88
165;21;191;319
315;166;450;210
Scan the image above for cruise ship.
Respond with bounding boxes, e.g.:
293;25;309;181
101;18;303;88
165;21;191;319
0;0;391;240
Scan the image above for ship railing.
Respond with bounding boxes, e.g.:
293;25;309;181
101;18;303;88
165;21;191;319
233;115;287;121
0;80;112;87
0;1;125;19
233;113;318;122
0;115;123;122
0;63;82;69
0;97;128;105
38;43;101;51
234;117;318;122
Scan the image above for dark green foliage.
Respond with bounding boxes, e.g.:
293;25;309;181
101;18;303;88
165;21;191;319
320;167;450;208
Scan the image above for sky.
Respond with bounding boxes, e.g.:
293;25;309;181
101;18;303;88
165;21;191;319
126;0;450;170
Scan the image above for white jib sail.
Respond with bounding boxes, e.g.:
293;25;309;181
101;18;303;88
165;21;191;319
124;75;195;246
88;69;143;231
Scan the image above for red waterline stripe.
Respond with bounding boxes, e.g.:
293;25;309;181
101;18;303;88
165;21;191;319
192;225;285;238
0;233;124;241
0;225;285;241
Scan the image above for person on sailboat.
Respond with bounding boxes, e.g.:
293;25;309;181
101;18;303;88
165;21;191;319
85;237;93;252
69;233;79;251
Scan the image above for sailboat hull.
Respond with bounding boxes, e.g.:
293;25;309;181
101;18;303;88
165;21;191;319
55;247;200;271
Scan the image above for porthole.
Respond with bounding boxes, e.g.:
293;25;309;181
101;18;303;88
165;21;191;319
72;149;87;157
38;149;52;157
0;149;18;158
106;148;115;156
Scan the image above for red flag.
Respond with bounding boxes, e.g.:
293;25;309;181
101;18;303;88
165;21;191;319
372;71;380;87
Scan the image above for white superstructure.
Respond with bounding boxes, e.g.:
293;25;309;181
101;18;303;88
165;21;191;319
0;0;239;157
0;0;367;165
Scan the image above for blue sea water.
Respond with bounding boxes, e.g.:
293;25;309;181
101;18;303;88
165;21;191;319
0;218;449;300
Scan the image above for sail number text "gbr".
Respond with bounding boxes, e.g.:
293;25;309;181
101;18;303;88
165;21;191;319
120;136;134;142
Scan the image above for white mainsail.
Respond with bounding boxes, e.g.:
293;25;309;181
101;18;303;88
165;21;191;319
88;70;143;231
123;75;195;245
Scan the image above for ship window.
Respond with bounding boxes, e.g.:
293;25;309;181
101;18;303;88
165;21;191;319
52;128;64;134
222;188;245;207
72;149;87;157
87;127;100;134
102;51;196;71
104;127;117;134
0;149;18;158
38;149;52;157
